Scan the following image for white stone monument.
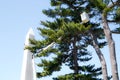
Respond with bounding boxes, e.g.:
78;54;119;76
21;28;36;80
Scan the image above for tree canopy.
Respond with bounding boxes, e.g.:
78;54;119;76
28;0;120;80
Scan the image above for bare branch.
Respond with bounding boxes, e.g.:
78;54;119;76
107;20;116;22
111;31;120;34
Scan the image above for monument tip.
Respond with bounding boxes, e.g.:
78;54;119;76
27;28;34;36
25;28;35;45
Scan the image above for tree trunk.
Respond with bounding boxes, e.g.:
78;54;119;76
90;33;108;80
102;14;119;80
73;37;78;79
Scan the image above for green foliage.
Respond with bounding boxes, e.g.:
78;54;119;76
53;65;102;80
37;55;62;77
103;7;112;17
116;7;120;16
98;41;107;48
42;7;72;18
89;0;106;11
62;22;90;36
112;27;120;33
51;0;61;6
114;7;120;22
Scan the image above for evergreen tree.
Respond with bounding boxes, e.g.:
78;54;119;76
89;0;120;80
31;19;102;80
28;0;120;80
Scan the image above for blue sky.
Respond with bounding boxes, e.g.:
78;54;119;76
0;0;119;80
0;0;50;80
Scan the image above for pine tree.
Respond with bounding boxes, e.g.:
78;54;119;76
31;20;102;80
89;0;120;80
28;0;120;80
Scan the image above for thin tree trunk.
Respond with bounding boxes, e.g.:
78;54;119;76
73;37;78;79
90;33;108;80
102;14;119;80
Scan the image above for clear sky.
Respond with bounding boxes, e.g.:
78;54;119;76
0;0;119;80
0;0;50;80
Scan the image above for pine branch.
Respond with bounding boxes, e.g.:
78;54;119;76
111;31;120;34
107;20;116;22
